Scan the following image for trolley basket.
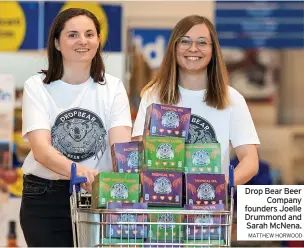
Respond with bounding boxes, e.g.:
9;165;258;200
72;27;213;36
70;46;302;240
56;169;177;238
69;164;235;247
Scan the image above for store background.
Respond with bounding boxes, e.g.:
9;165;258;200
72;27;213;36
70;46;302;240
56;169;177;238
0;1;303;247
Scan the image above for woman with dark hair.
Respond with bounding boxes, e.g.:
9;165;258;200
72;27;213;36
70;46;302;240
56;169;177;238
20;8;132;247
132;15;260;186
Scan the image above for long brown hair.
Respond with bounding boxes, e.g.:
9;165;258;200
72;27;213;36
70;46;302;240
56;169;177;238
41;8;105;84
142;15;229;109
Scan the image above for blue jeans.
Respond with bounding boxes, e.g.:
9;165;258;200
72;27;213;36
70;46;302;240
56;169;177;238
20;174;73;247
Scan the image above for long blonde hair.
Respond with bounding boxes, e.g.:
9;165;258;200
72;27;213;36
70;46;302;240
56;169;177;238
141;15;230;110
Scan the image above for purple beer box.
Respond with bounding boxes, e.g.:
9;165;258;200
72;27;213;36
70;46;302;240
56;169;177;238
184;204;225;240
111;141;144;173
183;240;225;246
142;171;183;207
106;202;148;239
186;174;226;205
144;103;191;138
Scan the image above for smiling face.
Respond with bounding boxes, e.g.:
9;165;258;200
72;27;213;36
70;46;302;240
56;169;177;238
55;15;100;64
176;24;212;73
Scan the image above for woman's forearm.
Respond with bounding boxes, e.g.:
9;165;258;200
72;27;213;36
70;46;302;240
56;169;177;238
34;144;85;179
233;155;259;186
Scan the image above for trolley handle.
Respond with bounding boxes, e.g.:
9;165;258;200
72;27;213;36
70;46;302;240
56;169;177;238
69;162;87;194
229;164;234;190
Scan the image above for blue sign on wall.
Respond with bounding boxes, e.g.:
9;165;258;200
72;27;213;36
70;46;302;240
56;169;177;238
215;1;304;49
131;29;172;69
44;2;123;52
0;2;40;51
19;2;41;49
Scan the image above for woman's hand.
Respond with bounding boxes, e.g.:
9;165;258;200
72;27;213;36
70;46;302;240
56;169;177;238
76;165;99;193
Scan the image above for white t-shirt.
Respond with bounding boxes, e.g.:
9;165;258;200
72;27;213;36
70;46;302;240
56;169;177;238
132;85;260;176
22;73;132;180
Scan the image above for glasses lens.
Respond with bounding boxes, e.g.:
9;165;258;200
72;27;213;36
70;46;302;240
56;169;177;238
196;38;209;50
179;37;192;50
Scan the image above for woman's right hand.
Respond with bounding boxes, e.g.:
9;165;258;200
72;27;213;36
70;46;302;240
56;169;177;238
76;165;99;193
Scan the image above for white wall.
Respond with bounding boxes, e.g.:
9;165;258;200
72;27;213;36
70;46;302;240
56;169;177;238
0;52;126;88
0;52;48;89
121;1;215;27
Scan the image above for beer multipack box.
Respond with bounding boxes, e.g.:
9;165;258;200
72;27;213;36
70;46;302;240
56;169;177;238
141;171;183;207
111;141;144;173
148;207;183;242
103;238;141;247
184;143;221;174
183;239;225;246
106;202;148;239
144;103;191;138
185;174;226;205
91;172;140;208
144;136;185;172
183;204;225;240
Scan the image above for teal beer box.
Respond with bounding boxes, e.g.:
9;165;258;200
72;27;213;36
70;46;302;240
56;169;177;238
91;172;140;208
148;207;183;242
184;143;221;174
143;136;185;172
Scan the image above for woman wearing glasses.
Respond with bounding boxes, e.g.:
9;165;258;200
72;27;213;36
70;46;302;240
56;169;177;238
132;15;260;186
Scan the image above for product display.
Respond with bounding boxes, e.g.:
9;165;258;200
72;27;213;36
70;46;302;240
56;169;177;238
184;204;225;240
183;239;225;246
103;238;142;247
106;202;148;239
185;174;226;205
144;136;185;172
143;245;182;248
91;172;140;208
184;143;221;174
87;102;231;246
143;103;191;138
148;207;183;242
111;141;144;173
142;171;183;207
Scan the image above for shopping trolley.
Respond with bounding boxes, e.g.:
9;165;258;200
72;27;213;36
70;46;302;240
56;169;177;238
69;163;235;247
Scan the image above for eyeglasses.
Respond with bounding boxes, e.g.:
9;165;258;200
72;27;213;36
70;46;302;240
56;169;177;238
178;37;212;51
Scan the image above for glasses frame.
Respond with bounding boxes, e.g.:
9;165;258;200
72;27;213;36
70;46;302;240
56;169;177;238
177;37;213;51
